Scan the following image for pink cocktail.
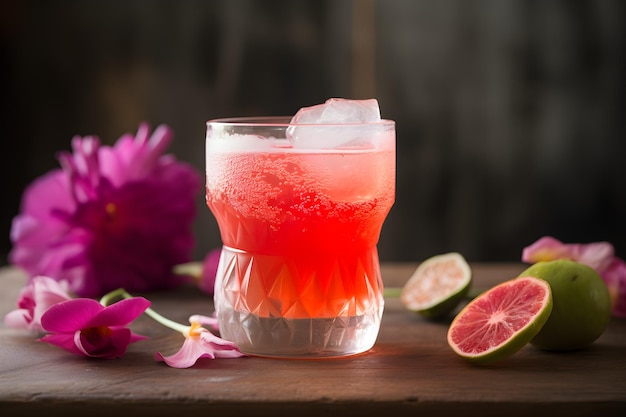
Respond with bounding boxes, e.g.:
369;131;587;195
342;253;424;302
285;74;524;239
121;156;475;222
206;116;395;357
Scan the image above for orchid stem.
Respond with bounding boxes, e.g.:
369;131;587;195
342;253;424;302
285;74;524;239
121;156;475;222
383;287;402;298
100;288;189;335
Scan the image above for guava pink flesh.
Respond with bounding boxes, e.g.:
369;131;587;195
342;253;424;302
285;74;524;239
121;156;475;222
450;279;549;354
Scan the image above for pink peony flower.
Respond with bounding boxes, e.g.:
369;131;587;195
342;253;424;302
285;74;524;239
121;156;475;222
155;314;244;368
39;297;150;359
3;275;73;332
9;123;201;298
522;236;626;317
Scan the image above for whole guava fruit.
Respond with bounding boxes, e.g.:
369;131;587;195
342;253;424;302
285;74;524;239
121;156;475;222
519;259;612;351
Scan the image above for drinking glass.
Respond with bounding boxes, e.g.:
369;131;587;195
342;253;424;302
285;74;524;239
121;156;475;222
205;117;395;358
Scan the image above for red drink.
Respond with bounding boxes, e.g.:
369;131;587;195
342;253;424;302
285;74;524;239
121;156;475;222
206;117;395;357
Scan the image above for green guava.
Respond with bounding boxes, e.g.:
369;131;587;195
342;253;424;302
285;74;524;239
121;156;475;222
519;259;612;351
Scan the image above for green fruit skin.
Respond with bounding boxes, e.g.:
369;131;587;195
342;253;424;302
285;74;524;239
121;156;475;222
519;260;612;351
418;284;470;320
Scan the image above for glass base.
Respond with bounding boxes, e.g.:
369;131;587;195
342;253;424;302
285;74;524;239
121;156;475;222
217;310;382;358
213;246;384;358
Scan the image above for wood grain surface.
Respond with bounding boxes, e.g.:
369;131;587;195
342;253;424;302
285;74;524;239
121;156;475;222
1;263;625;417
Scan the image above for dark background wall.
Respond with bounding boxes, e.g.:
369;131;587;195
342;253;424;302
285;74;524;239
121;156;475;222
1;0;625;266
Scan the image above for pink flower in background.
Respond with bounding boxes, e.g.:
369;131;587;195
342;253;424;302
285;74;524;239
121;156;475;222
172;248;221;295
522;236;614;272
3;276;73;332
199;249;221;295
600;257;626;317
40;297;150;359
155;314;244;368
9;123;201;298
523;236;626;317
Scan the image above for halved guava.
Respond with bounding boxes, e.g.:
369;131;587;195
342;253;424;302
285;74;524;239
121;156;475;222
401;252;472;319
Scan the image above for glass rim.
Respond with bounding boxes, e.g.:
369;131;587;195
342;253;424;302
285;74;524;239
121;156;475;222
207;116;395;127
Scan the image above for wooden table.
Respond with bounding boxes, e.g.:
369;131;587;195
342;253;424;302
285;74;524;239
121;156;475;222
1;263;625;416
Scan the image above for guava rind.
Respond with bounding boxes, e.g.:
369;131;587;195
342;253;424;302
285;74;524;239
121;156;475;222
417;284;471;319
401;252;472;320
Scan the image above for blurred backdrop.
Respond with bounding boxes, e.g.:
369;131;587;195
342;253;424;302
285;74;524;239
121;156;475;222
1;0;625;265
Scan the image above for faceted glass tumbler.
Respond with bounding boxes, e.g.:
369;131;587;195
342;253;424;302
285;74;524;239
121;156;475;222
205;117;395;358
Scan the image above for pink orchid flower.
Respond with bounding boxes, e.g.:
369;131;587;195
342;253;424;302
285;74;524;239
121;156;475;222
155;314;244;368
4;275;73;332
39;297;150;359
9;123;201;298
522;236;626;317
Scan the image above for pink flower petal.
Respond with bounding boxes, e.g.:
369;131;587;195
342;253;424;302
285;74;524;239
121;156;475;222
75;327;133;359
14;170;74;224
571;241;615;272
155;335;214;368
3;309;32;330
4;275;72;331
88;297;151;328
602;258;626;318
522;236;573;263
155;324;244;368
31;277;73;328
39;332;84;356
199;330;246;358
188;314;219;331
40;298;104;333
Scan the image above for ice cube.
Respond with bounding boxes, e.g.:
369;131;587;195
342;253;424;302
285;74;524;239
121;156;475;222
291;98;381;124
286;98;382;149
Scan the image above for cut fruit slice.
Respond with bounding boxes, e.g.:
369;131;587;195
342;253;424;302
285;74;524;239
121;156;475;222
447;276;553;364
400;252;472;319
